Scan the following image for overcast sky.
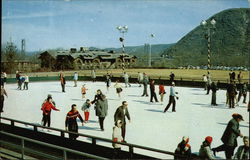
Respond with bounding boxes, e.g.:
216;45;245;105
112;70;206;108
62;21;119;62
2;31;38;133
2;0;249;51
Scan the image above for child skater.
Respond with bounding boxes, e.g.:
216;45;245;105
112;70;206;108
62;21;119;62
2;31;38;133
81;84;87;99
81;99;92;123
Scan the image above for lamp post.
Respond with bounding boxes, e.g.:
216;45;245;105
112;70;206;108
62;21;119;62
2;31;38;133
116;25;128;71
201;19;216;70
149;33;155;67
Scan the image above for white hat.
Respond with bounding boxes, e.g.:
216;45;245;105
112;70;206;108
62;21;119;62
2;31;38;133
182;136;189;142
172;82;175;85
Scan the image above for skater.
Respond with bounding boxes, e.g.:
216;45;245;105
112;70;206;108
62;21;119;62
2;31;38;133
65;104;84;140
150;80;158;102
81;84;87;98
227;81;237;108
106;73;111;92
3;72;6;84
114;80;123;98
206;72;212;94
211;82;218;106
203;74;208;90
41;97;60;130
170;72;175;83
112;119;124;159
114;101;131;141
95;94;108;131
0;72;4;86
16;71;20;89
238;82;248;104
237;71;243;84
0;85;8;113
81;99;92;123
91;69;96;82
123;72;131;87
159;82;166;104
141;73;149;97
137;72;143;87
174;136;191;160
164;82;179;112
91;89;104;104
233;136;249;160
199;136;215;160
212;113;244;159
60;74;66;92
73;72;78;87
41;94;56;125
23;75;29;90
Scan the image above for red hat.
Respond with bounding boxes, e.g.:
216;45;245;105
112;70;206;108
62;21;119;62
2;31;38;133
205;136;213;144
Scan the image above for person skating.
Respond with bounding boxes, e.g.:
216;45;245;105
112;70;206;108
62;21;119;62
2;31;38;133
199;136;215;160
95;94;108;131
164;82;178;112
73;72;78;87
60;75;66;92
91;89;104;104
91;69;96;82
41;94;56;125
174;136;191;160
206;72;212;94
23;75;29;90
112;119;124;159
237;71;243;84
203;74;208;90
114;80;123;98
0;85;8;113
41;97;60;131
141;73;149;97
227;81;237;108
114;101;131;141
170;72;175;83
211;82;218;106
16;71;20;89
150;80;158;102
233;136;249;160
81;99;92;123
65;104;84;140
123;72;131;87
81;84;87;99
106;73;112;92
238;82;248;104
137;72;143;87
159;82;166;105
212;113;244;159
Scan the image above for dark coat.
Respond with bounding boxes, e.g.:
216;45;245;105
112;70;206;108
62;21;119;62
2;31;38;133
211;82;218;93
95;99;108;117
65;110;84;139
114;106;130;125
221;118;241;147
234;145;249;160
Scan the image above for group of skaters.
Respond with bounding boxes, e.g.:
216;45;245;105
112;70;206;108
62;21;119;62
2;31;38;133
15;71;30;90
203;71;249;110
174;113;249;160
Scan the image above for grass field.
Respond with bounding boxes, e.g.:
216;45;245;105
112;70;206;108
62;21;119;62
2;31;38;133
8;69;249;83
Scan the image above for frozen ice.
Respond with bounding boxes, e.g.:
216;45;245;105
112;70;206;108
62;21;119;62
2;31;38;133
2;81;249;159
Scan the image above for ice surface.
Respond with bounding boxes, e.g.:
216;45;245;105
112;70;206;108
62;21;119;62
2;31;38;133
2;81;249;159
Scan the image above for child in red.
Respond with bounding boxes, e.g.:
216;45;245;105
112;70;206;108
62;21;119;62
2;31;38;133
41;97;60;130
159;83;166;104
81;84;87;98
81;99;92;123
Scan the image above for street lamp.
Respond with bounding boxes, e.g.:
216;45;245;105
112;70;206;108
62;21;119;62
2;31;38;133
201;19;216;70
116;25;128;70
149;33;155;67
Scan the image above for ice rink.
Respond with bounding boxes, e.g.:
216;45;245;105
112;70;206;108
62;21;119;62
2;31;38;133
1;81;249;159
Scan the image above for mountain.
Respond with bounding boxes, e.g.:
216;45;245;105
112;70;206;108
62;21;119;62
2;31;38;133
161;8;250;67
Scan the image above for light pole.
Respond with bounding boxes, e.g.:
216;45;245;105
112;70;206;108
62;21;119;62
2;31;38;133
149;33;155;67
116;25;128;71
201;19;216;70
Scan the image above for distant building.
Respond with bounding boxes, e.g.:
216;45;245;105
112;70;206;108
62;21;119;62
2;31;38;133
1;60;40;72
39;47;137;70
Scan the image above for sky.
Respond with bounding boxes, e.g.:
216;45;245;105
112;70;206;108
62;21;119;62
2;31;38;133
2;0;250;51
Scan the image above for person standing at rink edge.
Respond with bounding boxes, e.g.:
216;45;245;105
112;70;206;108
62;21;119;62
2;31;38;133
0;85;8;113
114;101;131;142
73;72;78;87
65;104;84;140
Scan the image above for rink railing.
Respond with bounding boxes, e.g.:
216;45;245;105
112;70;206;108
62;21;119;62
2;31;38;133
0;116;187;159
0;131;108;160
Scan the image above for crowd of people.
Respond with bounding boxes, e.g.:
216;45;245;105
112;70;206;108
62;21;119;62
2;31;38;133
0;70;249;159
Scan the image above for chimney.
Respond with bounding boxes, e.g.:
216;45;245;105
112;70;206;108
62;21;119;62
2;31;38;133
70;48;77;53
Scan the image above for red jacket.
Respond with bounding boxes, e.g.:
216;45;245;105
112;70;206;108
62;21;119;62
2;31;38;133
159;84;165;94
41;101;59;114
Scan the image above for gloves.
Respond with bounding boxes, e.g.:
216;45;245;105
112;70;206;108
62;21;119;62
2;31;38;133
176;97;179;100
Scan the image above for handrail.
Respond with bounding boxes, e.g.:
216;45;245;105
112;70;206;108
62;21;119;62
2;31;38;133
0;116;184;158
0;131;108;160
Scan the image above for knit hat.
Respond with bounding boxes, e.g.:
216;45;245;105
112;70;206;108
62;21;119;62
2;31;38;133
182;136;189;143
47;94;52;98
205;136;213;144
